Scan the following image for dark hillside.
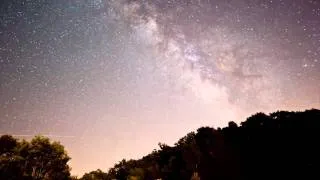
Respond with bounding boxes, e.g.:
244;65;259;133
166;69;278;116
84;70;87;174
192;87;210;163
100;109;320;180
1;109;319;180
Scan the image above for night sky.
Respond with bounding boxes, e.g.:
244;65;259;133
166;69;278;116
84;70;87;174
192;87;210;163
1;0;319;176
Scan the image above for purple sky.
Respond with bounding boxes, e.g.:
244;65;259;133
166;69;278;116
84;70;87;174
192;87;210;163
1;0;319;176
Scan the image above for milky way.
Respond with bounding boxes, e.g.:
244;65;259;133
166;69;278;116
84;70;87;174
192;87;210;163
1;0;319;175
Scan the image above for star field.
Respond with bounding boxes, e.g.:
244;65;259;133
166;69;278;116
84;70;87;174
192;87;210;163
1;0;319;175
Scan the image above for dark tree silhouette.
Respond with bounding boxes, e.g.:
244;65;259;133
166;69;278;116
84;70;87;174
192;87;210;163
80;169;108;180
0;135;71;180
1;109;320;180
90;109;320;180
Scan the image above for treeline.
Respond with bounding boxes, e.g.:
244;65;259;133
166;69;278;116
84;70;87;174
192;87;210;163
0;135;71;180
1;109;320;180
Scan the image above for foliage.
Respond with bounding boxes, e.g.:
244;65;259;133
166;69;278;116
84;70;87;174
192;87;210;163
1;109;320;180
80;169;108;180
0;135;71;180
83;109;320;180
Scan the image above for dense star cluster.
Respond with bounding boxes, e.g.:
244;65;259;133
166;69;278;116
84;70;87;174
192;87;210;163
1;0;319;175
